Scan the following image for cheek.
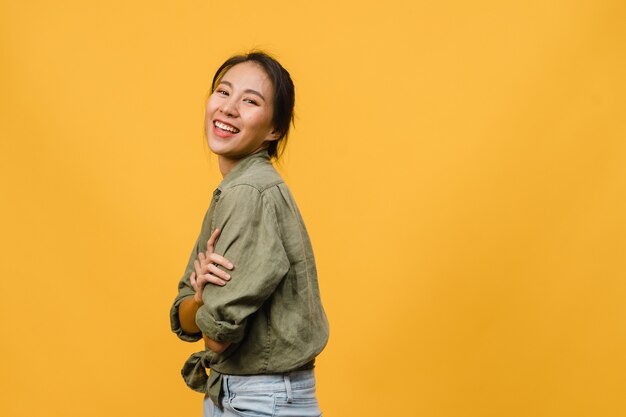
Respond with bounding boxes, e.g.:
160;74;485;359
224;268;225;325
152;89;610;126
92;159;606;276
205;96;220;115
246;108;274;130
204;104;218;128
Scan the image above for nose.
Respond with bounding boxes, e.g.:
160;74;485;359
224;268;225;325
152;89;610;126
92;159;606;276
220;97;239;117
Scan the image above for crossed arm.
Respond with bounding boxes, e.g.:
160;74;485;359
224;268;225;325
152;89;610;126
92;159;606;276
178;228;234;353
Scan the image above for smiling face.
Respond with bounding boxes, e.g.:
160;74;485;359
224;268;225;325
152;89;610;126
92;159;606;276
205;61;280;175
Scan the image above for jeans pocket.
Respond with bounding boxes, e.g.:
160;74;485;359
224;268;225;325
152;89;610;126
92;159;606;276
227;392;276;417
274;387;322;417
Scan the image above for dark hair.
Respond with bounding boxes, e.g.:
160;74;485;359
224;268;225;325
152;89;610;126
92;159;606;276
211;51;295;159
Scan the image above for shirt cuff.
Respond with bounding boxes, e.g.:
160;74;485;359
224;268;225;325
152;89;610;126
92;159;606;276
195;305;247;344
170;291;203;342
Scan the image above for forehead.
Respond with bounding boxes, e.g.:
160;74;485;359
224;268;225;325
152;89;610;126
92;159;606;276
220;62;273;97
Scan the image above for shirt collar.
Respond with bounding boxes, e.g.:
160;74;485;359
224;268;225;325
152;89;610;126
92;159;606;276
216;150;271;192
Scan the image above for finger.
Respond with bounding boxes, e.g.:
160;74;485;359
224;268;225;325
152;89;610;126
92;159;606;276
199;273;226;287
198;252;208;269
194;260;204;282
190;272;197;290
208;253;234;270
207;263;231;281
206;228;221;255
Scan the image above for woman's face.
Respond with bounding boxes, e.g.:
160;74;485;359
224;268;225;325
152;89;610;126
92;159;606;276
205;62;279;165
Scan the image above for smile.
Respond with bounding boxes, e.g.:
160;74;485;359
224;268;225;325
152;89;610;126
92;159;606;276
214;120;240;134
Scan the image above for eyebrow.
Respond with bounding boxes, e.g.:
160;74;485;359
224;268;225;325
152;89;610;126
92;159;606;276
219;80;266;102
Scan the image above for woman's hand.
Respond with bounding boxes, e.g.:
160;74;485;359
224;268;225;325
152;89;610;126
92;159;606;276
190;228;234;305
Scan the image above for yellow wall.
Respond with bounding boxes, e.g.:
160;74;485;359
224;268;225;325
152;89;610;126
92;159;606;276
1;1;625;416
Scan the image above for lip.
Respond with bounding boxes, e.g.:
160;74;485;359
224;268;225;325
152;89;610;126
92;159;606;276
211;118;241;139
213;118;240;132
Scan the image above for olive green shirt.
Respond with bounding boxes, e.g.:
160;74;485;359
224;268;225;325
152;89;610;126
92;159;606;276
170;150;329;404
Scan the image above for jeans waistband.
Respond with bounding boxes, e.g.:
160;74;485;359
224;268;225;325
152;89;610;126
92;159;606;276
222;369;316;397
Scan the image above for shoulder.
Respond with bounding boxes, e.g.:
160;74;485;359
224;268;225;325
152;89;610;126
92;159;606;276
216;183;297;230
223;161;284;194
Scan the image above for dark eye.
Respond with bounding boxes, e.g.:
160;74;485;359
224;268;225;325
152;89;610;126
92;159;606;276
215;89;229;96
244;98;258;105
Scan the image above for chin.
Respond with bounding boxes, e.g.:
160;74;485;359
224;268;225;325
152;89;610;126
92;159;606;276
207;136;228;155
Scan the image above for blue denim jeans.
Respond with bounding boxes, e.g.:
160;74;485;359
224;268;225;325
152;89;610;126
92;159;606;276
203;370;322;417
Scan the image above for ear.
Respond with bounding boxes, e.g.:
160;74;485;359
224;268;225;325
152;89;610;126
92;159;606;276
266;129;282;141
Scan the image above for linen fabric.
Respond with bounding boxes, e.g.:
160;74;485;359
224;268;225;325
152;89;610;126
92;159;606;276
170;150;329;405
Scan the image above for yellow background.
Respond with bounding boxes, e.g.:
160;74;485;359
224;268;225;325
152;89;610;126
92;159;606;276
1;1;625;416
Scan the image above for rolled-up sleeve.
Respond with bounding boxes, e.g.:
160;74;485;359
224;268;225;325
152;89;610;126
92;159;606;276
170;211;210;343
195;185;290;344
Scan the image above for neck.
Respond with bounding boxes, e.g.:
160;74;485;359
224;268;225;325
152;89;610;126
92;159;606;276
217;147;268;177
217;156;237;177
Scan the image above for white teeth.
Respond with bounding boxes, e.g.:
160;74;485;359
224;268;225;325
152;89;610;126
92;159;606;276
214;121;240;133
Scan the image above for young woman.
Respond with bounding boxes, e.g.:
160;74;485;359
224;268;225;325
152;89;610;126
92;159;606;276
170;51;329;417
